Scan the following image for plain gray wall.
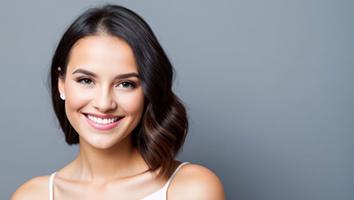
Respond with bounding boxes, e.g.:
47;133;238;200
1;0;353;199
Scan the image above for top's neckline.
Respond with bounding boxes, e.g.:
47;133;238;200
49;162;189;200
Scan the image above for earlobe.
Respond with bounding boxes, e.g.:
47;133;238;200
60;93;66;100
58;78;66;100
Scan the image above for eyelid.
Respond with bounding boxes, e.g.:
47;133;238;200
74;76;138;87
76;76;94;85
116;80;137;88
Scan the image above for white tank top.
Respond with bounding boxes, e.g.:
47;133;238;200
49;162;189;200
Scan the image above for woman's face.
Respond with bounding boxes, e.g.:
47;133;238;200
58;35;144;149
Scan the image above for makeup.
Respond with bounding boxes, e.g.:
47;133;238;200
84;113;124;131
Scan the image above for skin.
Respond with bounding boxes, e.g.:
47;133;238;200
11;35;225;200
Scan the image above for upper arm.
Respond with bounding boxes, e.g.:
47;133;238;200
11;176;48;200
168;164;225;200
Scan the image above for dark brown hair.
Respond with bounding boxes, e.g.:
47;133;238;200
49;4;188;178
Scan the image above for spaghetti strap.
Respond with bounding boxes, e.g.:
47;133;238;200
141;162;190;200
164;162;189;188
49;172;56;200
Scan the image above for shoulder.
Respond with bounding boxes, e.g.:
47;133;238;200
168;163;225;200
11;175;50;200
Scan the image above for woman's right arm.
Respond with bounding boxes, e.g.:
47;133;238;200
11;176;48;200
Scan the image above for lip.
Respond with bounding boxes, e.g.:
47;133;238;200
83;113;124;131
83;112;121;119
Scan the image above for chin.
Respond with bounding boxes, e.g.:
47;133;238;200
79;133;130;150
77;124;134;151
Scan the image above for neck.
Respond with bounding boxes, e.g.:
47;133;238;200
71;136;148;183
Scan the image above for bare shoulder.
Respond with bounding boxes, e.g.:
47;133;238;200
11;175;50;200
168;163;225;200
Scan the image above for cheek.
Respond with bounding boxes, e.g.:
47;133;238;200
64;83;92;110
116;90;144;115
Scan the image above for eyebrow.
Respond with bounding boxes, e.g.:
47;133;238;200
72;68;139;79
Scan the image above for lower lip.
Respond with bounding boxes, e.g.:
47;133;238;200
84;114;122;131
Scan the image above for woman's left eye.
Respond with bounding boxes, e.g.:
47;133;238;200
117;81;136;89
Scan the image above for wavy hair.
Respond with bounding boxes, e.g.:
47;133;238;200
49;4;188;178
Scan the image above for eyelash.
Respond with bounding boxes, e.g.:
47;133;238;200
118;81;136;89
76;78;136;89
78;78;93;86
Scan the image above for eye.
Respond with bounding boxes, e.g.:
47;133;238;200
117;81;136;89
77;78;94;86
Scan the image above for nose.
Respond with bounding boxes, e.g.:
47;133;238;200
93;86;117;113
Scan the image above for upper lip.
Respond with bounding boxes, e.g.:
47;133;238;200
83;112;122;119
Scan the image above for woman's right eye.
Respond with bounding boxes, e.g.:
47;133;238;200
77;78;93;86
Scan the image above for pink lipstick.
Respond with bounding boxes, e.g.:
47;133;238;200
83;113;123;131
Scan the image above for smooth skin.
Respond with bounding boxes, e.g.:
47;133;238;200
11;35;225;200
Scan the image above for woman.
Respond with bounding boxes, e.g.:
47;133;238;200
12;4;224;200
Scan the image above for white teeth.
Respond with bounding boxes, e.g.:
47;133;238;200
87;115;118;125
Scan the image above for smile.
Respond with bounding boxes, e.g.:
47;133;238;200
87;115;119;124
83;113;124;131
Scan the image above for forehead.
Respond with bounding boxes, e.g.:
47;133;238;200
67;35;138;74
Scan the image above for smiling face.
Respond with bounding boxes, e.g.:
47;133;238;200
58;35;145;150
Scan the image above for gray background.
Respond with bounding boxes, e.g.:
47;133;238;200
1;0;353;199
